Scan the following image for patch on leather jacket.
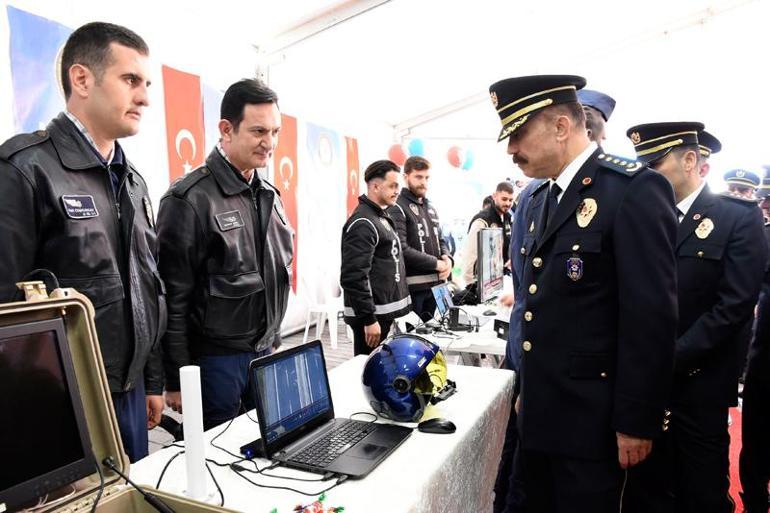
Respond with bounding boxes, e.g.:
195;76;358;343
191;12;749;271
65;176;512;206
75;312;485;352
61;195;98;219
215;210;245;231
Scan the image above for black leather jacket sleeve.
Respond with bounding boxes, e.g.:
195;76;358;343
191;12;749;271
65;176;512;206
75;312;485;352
340;220;378;326
143;342;164;396
0;160;37;301
157;195;203;391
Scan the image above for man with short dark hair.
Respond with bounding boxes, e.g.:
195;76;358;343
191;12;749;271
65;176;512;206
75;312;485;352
462;181;514;286
488;75;678;512
341;160;411;356
388;156;452;320
157;78;293;430
0;22;163;462
624;122;766;513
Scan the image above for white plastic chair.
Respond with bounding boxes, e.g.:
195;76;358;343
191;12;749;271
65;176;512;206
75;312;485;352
302;282;345;349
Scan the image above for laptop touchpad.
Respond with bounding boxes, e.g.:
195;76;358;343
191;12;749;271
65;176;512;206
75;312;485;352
347;443;388;460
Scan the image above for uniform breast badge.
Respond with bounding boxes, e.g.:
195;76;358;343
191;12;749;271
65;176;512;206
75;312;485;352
695;218;714;239
576;198;597;228
409;204;420;216
567;256;584;281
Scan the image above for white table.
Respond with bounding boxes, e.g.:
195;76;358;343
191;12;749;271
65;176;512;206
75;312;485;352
132;356;514;513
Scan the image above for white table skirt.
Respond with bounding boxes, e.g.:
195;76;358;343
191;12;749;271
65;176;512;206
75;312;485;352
131;355;514;513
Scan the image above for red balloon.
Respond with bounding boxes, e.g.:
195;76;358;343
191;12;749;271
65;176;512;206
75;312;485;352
388;144;407;166
447;146;464;168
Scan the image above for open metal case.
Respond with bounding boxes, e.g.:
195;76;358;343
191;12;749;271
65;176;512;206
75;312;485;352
0;282;237;513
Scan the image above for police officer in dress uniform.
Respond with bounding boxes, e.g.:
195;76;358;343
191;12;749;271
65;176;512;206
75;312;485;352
341;160;412;356
623;122;767;513
488;75;678;513
0;23;165;462
387;156;453;321
493;87;618;513
156;79;293;430
724;168;761;200
739;165;770;513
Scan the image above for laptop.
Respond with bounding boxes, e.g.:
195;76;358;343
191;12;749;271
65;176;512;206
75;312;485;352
431;283;491;328
247;340;412;478
431;282;455;318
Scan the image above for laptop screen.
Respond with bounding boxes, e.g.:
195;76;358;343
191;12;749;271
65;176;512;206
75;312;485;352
252;342;333;447
431;283;454;318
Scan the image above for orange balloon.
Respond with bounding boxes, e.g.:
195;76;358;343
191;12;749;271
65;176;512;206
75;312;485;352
388;144;407;167
447;146;464;168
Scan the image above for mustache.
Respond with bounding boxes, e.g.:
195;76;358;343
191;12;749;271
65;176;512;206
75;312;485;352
513;155;528;165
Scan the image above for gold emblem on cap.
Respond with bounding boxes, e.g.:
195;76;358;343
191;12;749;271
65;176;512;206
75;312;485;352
630;132;641;145
576;198;598;228
695;218;714;239
490;91;499;108
737;170;746;178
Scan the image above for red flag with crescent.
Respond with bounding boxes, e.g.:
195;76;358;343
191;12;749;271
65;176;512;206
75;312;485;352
162;65;205;183
345;136;360;216
273;114;298;293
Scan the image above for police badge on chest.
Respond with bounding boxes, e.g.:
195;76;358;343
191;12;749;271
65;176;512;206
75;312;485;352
566;255;583;281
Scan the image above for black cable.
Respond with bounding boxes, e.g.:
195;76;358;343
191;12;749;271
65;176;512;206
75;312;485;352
91;458;105;513
155;450;184;489
209;417;243;460
349;411;378;424
205;462;225;507
230;468;347;496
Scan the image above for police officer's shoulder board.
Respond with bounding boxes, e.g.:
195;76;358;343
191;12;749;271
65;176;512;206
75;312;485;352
167;165;211;198
0;130;50;160
719;190;762;207
596;152;644;176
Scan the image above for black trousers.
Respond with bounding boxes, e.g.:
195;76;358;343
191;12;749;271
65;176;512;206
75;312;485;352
494;393;526;513
410;288;437;322
519;449;625;513
351;319;393;356
740;379;770;513
625;403;734;513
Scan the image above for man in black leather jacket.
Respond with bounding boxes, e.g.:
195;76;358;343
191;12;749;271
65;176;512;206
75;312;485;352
0;23;165;462
157;79;293;430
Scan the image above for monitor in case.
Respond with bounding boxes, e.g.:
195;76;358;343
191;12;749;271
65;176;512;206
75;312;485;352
477;227;504;303
0;318;96;512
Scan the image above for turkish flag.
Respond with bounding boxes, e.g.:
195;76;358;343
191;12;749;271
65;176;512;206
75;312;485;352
273;114;298;293
345;137;360;216
162;65;205;183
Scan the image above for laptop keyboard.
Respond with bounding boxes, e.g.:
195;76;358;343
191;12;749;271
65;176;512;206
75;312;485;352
288;420;372;468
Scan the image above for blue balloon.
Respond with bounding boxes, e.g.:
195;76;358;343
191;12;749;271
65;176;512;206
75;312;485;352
408;138;425;157
462;149;475;170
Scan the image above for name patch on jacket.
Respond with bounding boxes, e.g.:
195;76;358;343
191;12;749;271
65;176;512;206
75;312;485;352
215;210;245;231
61;195;98;219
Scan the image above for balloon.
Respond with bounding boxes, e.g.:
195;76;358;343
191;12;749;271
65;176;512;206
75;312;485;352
462;149;475;170
407;138;425;157
388;144;407;166
447;146;464;168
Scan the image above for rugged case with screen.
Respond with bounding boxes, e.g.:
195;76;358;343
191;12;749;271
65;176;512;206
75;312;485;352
0;282;237;513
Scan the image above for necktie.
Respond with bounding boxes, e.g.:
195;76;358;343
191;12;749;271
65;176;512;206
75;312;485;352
546;183;561;229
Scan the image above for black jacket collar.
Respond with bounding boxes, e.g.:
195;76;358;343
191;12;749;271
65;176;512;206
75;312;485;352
206;148;258;197
48;112;131;172
400;187;426;206
358;194;389;217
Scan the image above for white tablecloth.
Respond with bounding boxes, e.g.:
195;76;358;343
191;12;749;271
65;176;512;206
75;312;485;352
131;356;514;513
